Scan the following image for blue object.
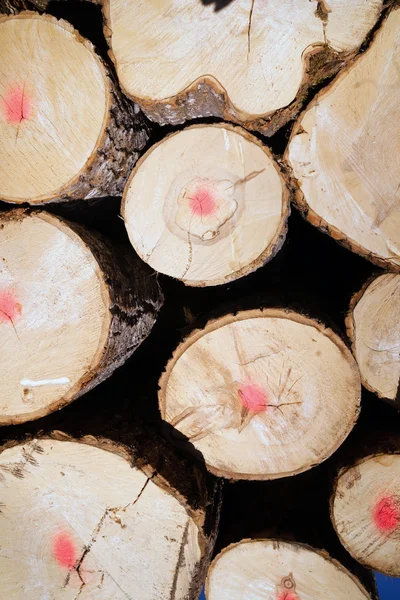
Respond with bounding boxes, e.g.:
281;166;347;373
199;576;400;599
375;573;400;599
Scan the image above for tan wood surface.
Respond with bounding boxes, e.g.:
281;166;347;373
346;273;400;403
331;453;400;576
287;8;400;271
104;0;383;132
0;437;202;599
206;539;372;600
159;309;361;479
122;124;289;286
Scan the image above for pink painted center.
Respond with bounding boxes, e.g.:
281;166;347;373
0;289;22;324
53;531;76;569
277;593;298;600
373;495;399;533
189;188;216;216
238;381;268;413
2;84;32;124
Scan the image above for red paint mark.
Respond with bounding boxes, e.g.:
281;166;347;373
0;289;22;324
238;381;268;413
2;84;32;124
53;531;76;569
277;593;298;600
373;495;399;533
189;188;216;216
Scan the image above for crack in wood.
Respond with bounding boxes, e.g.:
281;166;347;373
181;231;193;279
247;0;255;56
69;474;154;599
169;521;190;600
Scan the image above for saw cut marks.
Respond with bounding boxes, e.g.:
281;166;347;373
159;309;361;479
205;539;373;600
346;273;400;404
331;453;400;576
287;8;400;271
0;438;202;599
122;124;289;287
104;0;384;132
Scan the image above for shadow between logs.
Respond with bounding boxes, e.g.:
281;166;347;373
200;0;236;11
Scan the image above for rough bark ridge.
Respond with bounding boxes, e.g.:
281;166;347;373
60;80;150;202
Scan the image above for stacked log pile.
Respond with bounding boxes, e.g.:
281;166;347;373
0;1;399;599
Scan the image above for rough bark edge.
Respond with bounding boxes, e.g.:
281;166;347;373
121;122;290;287
0;209;163;425
283;4;400;273
330;449;400;577
345;273;400;409
158;307;362;480
0;11;150;205
205;539;378;600
0;431;222;600
0;0;49;12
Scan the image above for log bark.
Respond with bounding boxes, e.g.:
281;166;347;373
205;539;377;600
159;308;361;479
0;12;149;204
286;6;400;271
330;435;400;576
346;273;400;408
122;124;289;287
103;0;386;136
0;209;162;425
0;431;221;599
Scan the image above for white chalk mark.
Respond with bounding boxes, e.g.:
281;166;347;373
20;377;70;388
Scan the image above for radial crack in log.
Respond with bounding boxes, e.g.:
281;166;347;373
205;539;376;600
159;308;361;479
102;0;385;135
286;6;400;271
0;210;162;425
0;12;149;204
346;273;400;406
122;124;289;287
0;437;217;599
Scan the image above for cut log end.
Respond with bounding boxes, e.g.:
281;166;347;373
159;309;361;479
346;273;400;405
0;12;148;204
104;0;384;133
331;453;400;576
287;7;400;271
0;437;206;599
205;539;374;600
122;124;289;287
0;210;161;425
